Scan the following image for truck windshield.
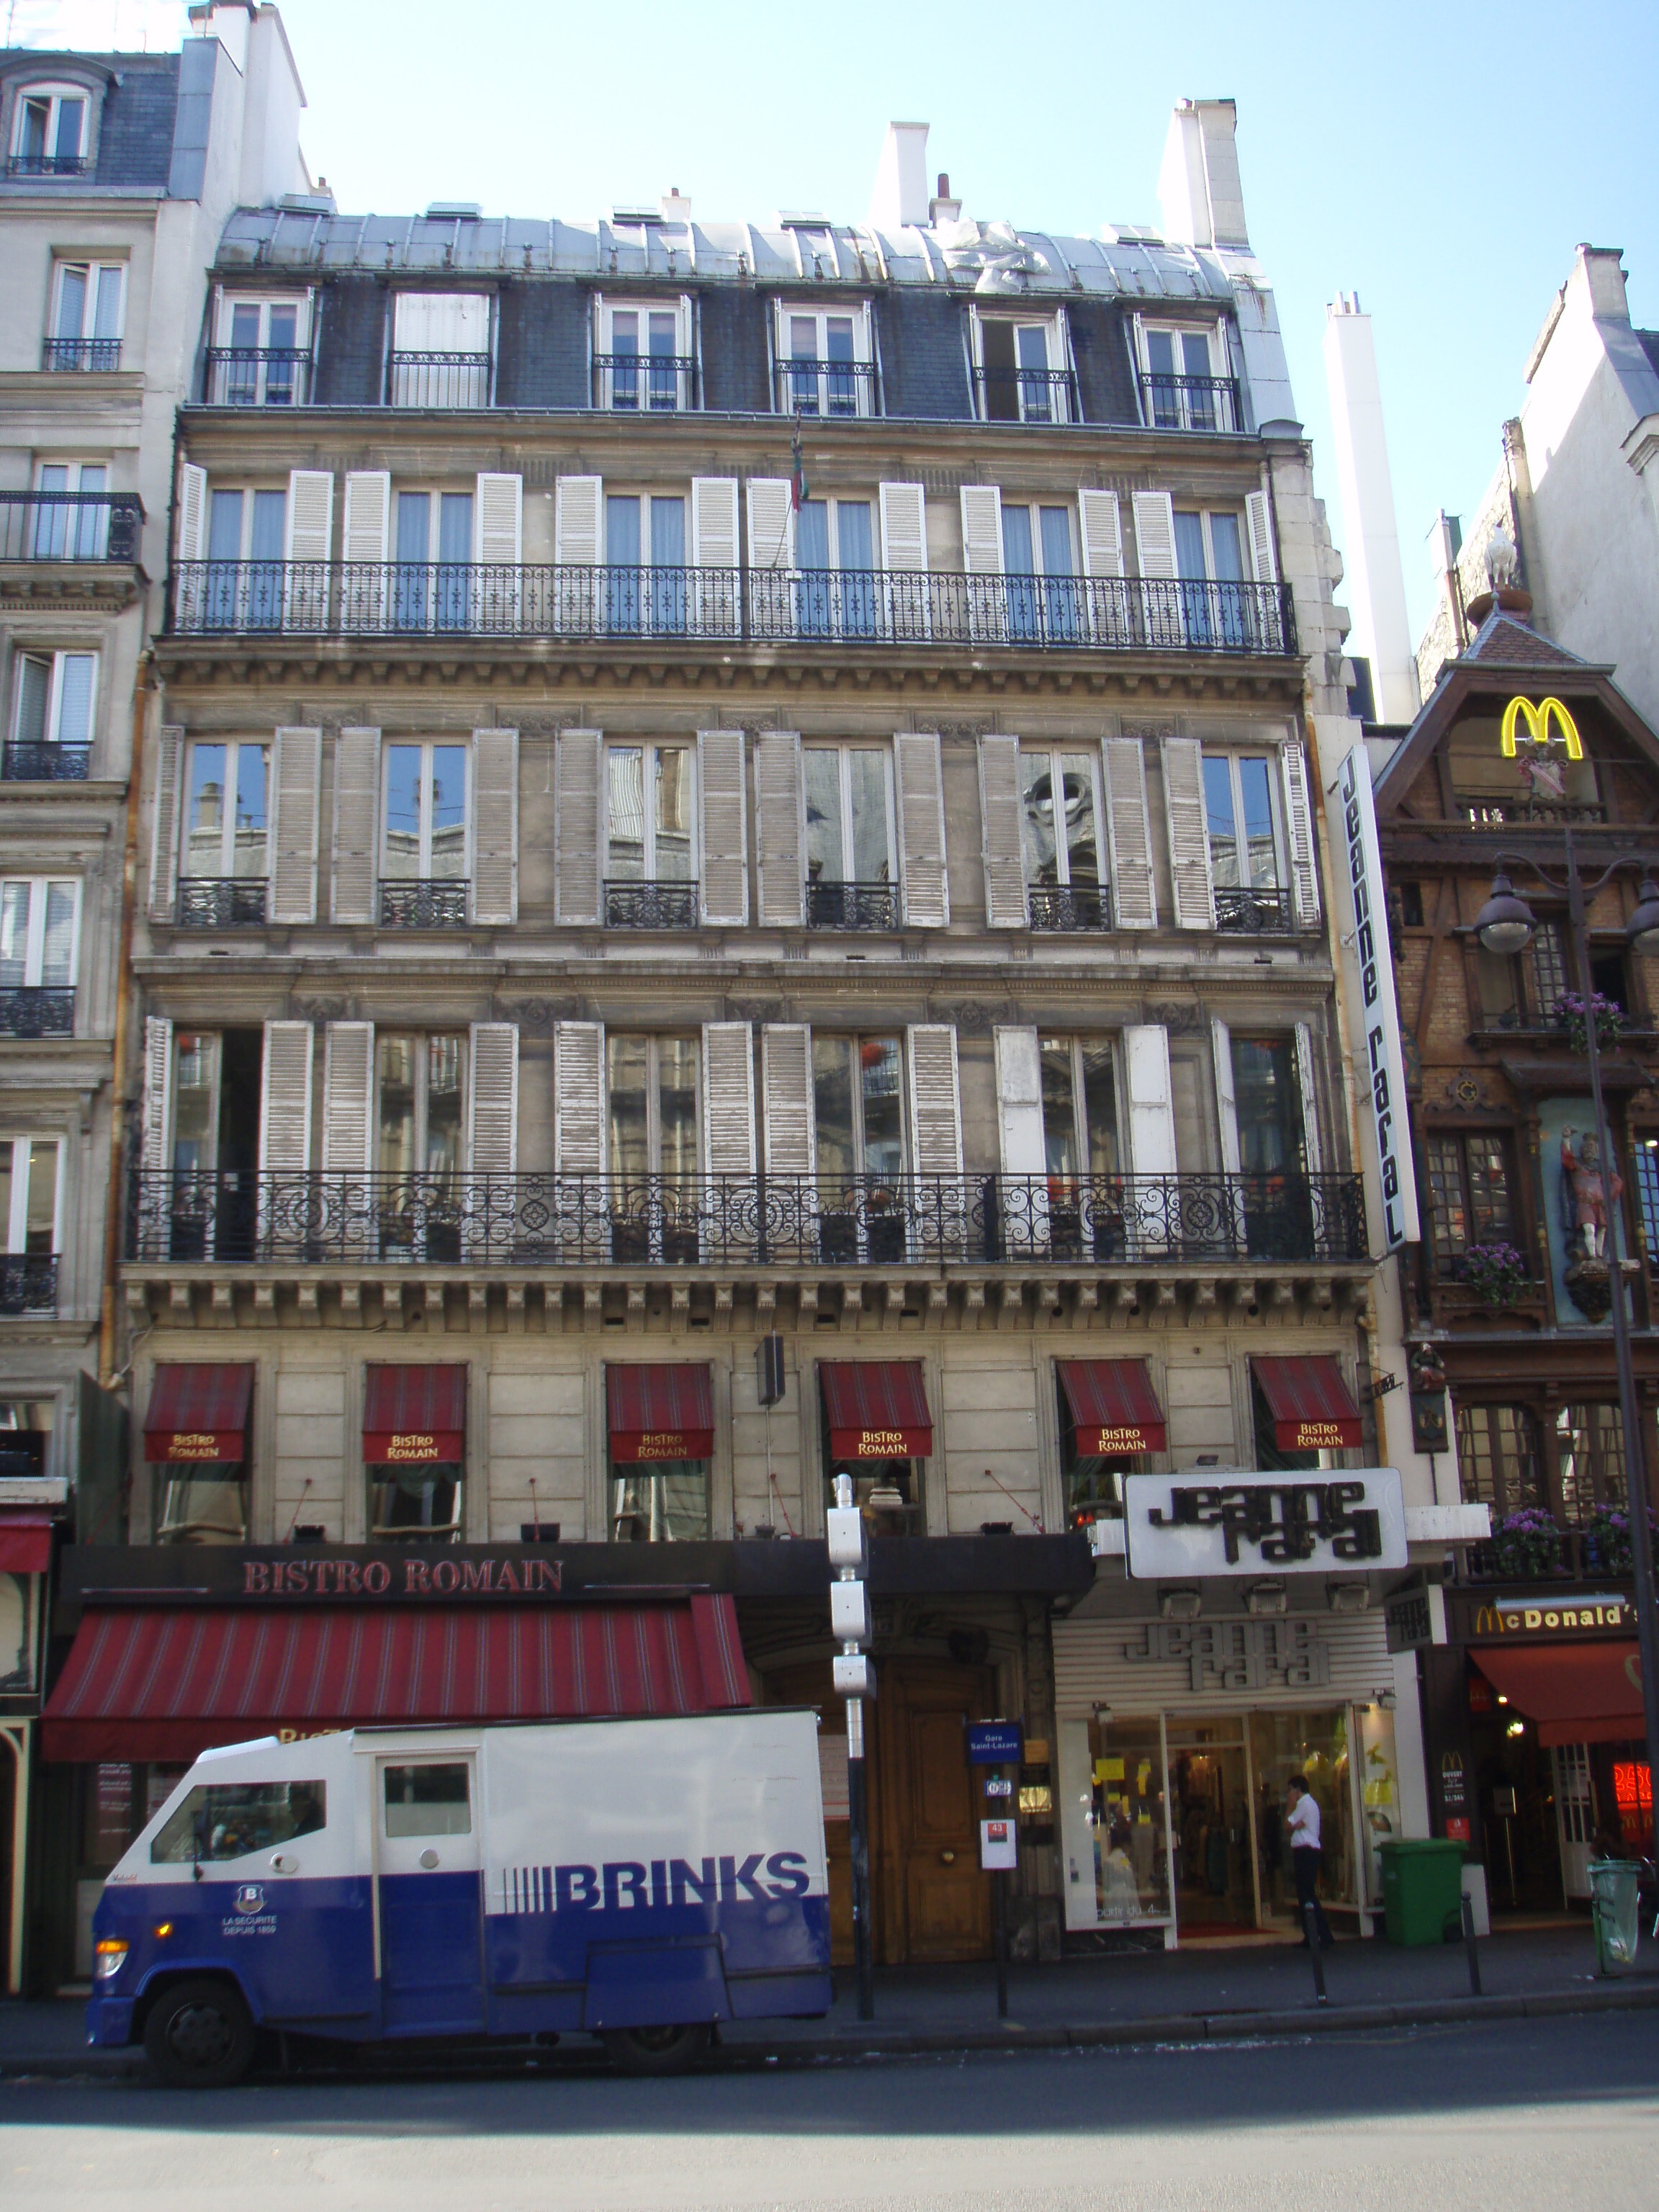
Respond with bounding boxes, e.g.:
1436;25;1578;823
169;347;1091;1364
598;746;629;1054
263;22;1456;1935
150;1780;327;1863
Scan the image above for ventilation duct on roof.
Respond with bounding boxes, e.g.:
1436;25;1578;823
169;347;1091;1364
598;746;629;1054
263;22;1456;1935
424;202;482;220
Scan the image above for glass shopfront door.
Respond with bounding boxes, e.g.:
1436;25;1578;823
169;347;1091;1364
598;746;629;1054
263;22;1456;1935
1168;1722;1258;1933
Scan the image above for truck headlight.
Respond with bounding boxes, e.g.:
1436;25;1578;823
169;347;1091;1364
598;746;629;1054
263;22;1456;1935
94;1939;129;1981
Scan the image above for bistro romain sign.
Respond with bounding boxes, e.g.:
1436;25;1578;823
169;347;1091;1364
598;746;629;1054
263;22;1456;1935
1125;1470;1408;1577
242;1555;562;1599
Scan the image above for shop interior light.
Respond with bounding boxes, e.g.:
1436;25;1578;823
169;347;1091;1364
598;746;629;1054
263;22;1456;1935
1506;1719;1526;1737
1496;1693;1509;1704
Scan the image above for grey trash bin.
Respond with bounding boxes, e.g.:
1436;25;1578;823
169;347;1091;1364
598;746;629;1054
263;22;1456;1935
1588;1858;1642;1976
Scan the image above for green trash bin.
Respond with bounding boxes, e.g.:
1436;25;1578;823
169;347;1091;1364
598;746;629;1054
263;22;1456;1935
1588;1860;1642;1976
1378;1839;1467;1946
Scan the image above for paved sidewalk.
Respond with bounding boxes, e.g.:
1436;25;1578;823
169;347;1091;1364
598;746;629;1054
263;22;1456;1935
4;1926;1655;2080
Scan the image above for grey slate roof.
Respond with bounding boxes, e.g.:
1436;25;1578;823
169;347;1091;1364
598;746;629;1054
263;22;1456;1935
93;54;180;189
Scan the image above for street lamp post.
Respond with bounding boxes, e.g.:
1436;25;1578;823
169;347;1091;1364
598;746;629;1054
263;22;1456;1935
1474;832;1659;1833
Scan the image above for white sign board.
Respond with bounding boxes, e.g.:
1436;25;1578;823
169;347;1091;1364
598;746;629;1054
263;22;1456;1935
979;1817;1018;1871
1124;1469;1408;1578
1337;744;1419;1250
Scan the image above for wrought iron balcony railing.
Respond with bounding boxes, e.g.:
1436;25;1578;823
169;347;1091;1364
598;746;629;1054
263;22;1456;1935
202;348;312;406
0;490;143;563
1028;884;1111;932
6;152;91;176
604;880;699;930
972;365;1079;425
126;1169;1369;1269
176;878;269;929
42;338;120;372
1213;886;1297;934
1;742;91;782
0;1254;57;1313
804;880;900;931
1138;373;1244;434
1458;1526;1641;1584
591;352;698;411
773;357;878;418
387;351;492;408
380;880;468;929
0;986;75;1038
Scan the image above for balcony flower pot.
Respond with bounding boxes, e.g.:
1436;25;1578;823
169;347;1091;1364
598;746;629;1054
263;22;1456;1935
1492;1509;1567;1580
1555;991;1626;1055
1457;1241;1530;1310
1583;1507;1659;1578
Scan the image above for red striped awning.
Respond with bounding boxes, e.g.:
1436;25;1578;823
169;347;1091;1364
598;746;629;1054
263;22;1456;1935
0;1510;52;1574
820;1360;932;1460
1251;1356;1363;1452
1057;1360;1167;1455
606;1364;715;1462
144;1364;255;1464
41;1593;751;1765
363;1365;467;1465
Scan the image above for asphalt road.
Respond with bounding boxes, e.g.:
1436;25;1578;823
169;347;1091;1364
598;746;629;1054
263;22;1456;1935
4;2013;1657;2211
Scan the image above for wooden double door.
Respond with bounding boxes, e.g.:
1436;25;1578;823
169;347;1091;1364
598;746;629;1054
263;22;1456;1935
770;1656;995;1966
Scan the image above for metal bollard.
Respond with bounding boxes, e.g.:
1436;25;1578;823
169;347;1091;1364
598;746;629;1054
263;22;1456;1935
1303;1901;1328;2004
1462;1891;1483;1996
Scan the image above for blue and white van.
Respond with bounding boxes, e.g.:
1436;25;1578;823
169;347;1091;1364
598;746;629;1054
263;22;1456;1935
89;1709;831;2084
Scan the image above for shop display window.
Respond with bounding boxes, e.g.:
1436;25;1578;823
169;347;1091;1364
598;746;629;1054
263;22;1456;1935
156;1463;248;1545
1082;1714;1169;1923
1246;1710;1355;1920
610;1460;710;1542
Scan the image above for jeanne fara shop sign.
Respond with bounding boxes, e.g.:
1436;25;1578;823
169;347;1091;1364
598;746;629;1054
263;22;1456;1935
1124;1471;1408;1578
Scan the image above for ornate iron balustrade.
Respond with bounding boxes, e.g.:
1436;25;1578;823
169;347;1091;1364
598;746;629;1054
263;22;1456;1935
387;351;492;408
126;1169;1368;1269
42;338;120;372
6;152;91;176
772;357;878;417
604;880;699;930
203;348;312;406
972;365;1079;424
165;559;1298;657
1214;886;1296;934
804;880;900;931
591;353;698;410
0;490;143;563
1459;800;1609;827
0;986;75;1038
1028;885;1111;932
176;878;269;929
1;742;91;782
0;1254;57;1313
1138;373;1244;433
380;880;468;929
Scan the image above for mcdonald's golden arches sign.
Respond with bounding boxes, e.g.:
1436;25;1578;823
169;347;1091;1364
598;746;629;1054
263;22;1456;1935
1500;696;1583;759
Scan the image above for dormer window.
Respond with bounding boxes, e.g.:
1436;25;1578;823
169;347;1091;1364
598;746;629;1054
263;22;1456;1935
970;309;1075;425
774;302;875;418
592;295;694;412
389;293;491;408
9;85;89;176
1135;320;1239;433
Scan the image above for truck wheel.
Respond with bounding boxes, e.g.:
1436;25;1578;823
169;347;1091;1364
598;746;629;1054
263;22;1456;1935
144;1979;256;2089
601;2023;712;2076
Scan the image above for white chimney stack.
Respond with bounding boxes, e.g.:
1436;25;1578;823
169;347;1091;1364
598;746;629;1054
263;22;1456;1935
869;122;930;231
1323;293;1419;725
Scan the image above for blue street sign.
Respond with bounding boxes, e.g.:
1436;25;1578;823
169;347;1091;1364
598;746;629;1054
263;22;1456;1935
966;1721;1023;1765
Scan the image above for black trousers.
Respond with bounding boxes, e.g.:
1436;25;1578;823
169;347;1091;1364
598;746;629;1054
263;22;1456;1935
1292;1845;1333;1945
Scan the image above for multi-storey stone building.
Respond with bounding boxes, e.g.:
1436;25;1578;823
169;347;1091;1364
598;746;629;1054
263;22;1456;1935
40;98;1444;1978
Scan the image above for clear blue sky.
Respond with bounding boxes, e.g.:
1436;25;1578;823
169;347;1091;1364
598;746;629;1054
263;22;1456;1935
26;1;1659;637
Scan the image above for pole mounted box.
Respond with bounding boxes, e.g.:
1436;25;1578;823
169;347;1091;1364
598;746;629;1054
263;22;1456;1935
830;1579;871;1645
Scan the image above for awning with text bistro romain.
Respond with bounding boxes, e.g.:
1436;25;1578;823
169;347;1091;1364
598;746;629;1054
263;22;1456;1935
41;1591;752;1765
144;1363;255;1464
820;1361;933;1460
606;1364;716;1462
1475;1644;1647;1748
1057;1361;1167;1456
1251;1357;1363;1452
362;1364;467;1464
0;1510;52;1574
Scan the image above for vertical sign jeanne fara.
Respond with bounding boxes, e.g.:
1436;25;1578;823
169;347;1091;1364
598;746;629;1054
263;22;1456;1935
1339;743;1419;1251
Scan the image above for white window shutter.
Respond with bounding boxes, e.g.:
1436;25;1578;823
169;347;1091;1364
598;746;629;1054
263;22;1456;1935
468;1022;518;1177
755;729;805;927
959;485;1004;575
978;734;1026;929
691;477;739;567
1078;489;1124;577
697;728;749;927
320;1020;374;1174
554;728;602;925
761;1024;814;1177
471;727;518;925
1281;738;1321;927
176;460;207;563
554;474;602;564
701;1022;757;1179
1132;491;1177;581
747;476;794;571
1160;736;1215;930
284;468;333;561
259;1019;314;1177
1123;1024;1178;1177
1294;1021;1325;1176
1101;737;1157;929
1210;1016;1241;1176
906;1024;963;1177
894;729;948;927
330;726;381;925
1246;489;1277;583
878;482;927;570
993;1025;1046;1176
142;1015;173;1173
554;1020;606;1174
148;725;183;922
342;471;390;562
474;472;523;564
269;725;321;924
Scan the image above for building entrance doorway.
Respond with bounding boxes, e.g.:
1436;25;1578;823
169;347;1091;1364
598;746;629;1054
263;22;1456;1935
1167;1722;1258;1933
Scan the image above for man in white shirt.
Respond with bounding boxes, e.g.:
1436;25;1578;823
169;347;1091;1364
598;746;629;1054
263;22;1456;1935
1287;1778;1332;1948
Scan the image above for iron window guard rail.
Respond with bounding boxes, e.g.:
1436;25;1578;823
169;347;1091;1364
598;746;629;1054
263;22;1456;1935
0;986;74;1038
6;153;91;176
41;338;120;372
126;1169;1369;1269
202;348;312;406
0;490;143;563
1213;886;1298;934
804;880;900;931
604;880;700;929
386;351;493;408
167;562;1295;656
176;878;269;929
0;1254;57;1313
380;880;468;928
772;357;878;417
591;353;698;410
1138;373;1244;434
1;742;91;783
971;364;1079;424
1028;885;1112;932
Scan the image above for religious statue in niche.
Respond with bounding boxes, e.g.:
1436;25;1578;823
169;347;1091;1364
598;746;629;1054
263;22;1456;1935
1560;1124;1625;1323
